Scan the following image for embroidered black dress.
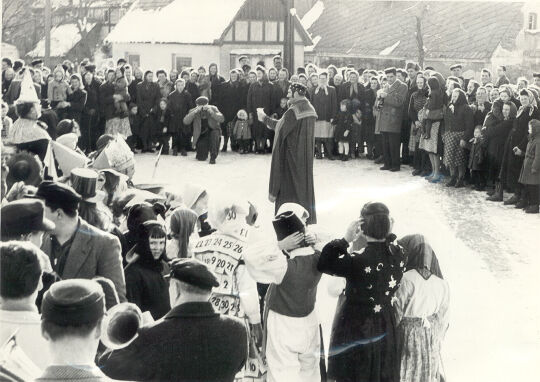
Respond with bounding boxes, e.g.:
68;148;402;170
317;239;405;382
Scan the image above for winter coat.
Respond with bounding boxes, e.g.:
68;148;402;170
47;80;69;103
209;74;225;105
468;137;486;171
65;88;87;124
379;79;409;134
167;89;194;134
183;105;224;146
246;80;274;116
333;111;353;141
218;81;244;123
83;77;101;113
155;107;171;135
5;80;42;105
473;101;491;127
519;129;540;185
500;106;540;189
233;119;251;140
128;78;142;105
312;86;337;122
186;81;200;104
99;81;116;121
408;88;428;122
125;261;170;320
341;82;366;106
363;88;377;124
443;102;474;140
136;80;161;117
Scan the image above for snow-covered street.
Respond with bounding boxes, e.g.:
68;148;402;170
133;151;540;382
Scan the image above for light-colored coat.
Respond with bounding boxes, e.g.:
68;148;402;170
519;128;540;185
379;79;408;134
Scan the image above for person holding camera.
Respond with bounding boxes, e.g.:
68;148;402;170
317;202;405;382
183;96;224;164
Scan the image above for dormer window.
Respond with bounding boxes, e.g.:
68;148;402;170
529;12;537;30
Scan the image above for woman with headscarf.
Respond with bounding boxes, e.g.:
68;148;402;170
466;80;480;104
124;220;171;320
217;69;243;152
136;70;161;152
485;101;518;200
181;183;214;237
495;89;539;205
317;202;405;382
166;207;198;258
442;88;475;188
208;63;225;105
408;74;430;176
394;234;450;382
63;73;87;125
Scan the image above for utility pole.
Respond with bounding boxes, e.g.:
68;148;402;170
283;0;295;74
45;0;52;66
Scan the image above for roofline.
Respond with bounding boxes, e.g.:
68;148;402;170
108;41;215;45
311;51;490;63
217;0;250;43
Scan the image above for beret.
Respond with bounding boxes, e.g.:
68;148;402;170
196;96;209;106
289;82;307;95
36;181;81;211
169;258;219;290
41;279;105;325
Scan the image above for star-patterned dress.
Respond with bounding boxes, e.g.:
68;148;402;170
317;239;405;382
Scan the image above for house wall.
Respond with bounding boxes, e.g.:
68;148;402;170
220;43;304;73
111;43;221;72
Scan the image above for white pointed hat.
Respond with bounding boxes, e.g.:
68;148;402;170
16;69;40;104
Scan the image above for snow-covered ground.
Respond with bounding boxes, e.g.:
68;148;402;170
133;151;540;382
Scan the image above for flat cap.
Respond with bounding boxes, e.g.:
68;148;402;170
1;199;55;237
450;64;463;70
31;59;43;66
41;279;105;325
195;96;209;106
36;181;81;211
169;258;219;290
533;72;540;79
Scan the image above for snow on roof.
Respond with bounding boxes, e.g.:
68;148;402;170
379;40;400;56
106;0;247;44
300;0;324;30
230;48;281;55
27;23;96;57
2;43;19;59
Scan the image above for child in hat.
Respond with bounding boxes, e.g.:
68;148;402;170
128;103;141;151
518;119;540;213
47;65;69;111
333;99;353;161
233;109;251;154
468;126;487;190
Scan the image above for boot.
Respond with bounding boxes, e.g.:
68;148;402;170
325;140;335;160
342;154;349;162
515;199;528;209
412;169;422;176
221;136;229;152
374;156;384;164
487;184;503;201
445;177;457;187
454;178;465;188
315;141;323;159
173;148;178;156
503;194;520;205
525;205;539;214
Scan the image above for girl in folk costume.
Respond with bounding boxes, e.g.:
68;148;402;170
192;199;265;382
166;207;199;259
244;203;325;382
394;234;450;382
317;202;405;382
124;220;171;320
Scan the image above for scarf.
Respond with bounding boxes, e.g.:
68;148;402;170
398;234;443;280
516;90;537;118
350;82;358;97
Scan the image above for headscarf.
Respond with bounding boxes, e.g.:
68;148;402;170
169;208;198;258
130;220;168;271
451;88;468;108
398;234;443;280
208;197;249;240
181;183;206;212
516;89;538;118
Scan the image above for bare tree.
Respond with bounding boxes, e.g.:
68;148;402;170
75;0;98;41
2;0;35;42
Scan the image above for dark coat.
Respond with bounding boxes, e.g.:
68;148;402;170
484;118;514;169
41;218;126;301
209;74;225;105
125;261;170;320
99;81;116;121
317;239;405;381
128;78;142;105
500;106;540;189
379;80;408;134
4;80;42;105
218;81;244;123
473;101;491;127
341;82;366;105
99;302;248;382
519;131;540;185
186;81;201;104
468;138;486;171
312;87;338;122
246;80;274;116
443;102;475;140
83;77;101;113
137;81;161;117
65;88;87;124
167;89;193;134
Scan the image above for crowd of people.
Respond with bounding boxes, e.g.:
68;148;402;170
0;52;537;382
2;56;540;212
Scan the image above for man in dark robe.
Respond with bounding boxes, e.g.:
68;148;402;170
258;82;318;224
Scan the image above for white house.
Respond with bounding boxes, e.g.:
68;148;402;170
106;0;313;73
